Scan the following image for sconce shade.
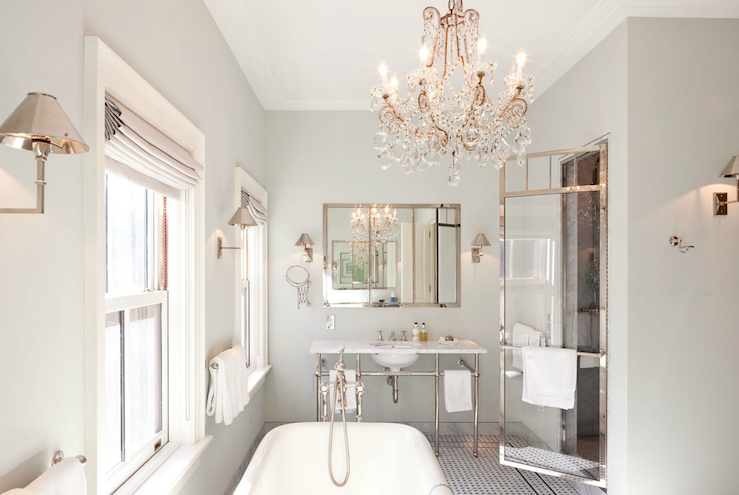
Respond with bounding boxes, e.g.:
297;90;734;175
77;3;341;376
295;233;314;247
471;233;491;247
719;156;739;178
228;207;257;227
0;93;89;154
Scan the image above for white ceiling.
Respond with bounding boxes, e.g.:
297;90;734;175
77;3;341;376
203;0;739;111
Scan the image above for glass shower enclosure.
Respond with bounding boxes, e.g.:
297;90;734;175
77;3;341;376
499;141;608;488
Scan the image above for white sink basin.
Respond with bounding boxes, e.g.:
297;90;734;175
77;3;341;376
371;353;420;372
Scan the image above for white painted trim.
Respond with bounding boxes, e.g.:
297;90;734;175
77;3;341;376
234;168;269;370
204;0;739;110
117;437;213;495
83;36;207;495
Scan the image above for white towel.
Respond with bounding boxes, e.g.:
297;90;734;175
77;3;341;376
522;346;577;410
329;370;357;414
512;323;542;371
443;370;472;413
2;490;33;495
23;458;86;495
206;345;251;425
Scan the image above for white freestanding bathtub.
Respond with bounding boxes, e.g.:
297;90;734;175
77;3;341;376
234;422;449;495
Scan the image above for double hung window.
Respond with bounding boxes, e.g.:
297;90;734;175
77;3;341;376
103;173;171;491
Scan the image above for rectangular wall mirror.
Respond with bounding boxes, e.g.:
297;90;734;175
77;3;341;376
323;204;461;307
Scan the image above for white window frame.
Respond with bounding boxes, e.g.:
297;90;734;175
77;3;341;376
104;291;169;491
84;37;210;495
234;168;269;376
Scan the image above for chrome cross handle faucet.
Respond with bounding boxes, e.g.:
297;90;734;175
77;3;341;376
390;330;397;341
377;329;384;341
335;346;347;371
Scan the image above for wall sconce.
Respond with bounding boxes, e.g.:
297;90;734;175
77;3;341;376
295;233;314;262
471;233;491;263
0;92;89;214
714;156;739;215
217;207;257;259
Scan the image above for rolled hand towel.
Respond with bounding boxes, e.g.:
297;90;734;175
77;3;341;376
24;458;86;495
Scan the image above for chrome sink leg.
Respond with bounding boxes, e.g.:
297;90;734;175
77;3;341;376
435;354;440;457
356;381;364;423
321;381;329;422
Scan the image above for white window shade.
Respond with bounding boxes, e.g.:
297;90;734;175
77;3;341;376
241;189;268;225
105;95;203;196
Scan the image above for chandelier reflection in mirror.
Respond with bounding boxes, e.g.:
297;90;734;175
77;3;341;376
369;0;534;186
351;206;399;243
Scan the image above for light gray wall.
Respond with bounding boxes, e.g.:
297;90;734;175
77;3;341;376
263;111;500;423
527;17;739;495
625;17;739;495
0;1;264;494
523;21;629;493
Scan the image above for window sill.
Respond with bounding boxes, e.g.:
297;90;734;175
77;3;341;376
114;367;269;495
247;364;272;396
115;436;213;495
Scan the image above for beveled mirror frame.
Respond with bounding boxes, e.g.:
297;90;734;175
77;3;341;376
322;203;461;308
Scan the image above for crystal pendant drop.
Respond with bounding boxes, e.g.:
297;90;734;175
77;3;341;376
492;157;504;170
448;153;461;187
516;152;526;168
374;132;390;152
377;150;393;170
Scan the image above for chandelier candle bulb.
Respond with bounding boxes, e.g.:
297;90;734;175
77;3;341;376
516;48;527;77
379;61;388;86
420;44;430;63
477;36;487;62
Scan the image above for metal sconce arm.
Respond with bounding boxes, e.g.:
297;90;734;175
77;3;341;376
217;236;241;259
0;142;48;214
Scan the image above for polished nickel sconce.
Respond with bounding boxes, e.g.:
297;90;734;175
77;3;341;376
217;207;257;259
470;233;491;263
714;156;739;215
0;92;89;214
295;233;314;262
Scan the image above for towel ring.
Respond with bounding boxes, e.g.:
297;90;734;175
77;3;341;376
286;264;311;308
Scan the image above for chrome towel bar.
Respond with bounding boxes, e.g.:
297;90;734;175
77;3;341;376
499;344;605;359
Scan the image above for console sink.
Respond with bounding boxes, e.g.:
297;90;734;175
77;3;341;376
371;352;420;372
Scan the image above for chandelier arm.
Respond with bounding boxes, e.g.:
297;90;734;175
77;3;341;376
454;12;465;68
423;6;441;68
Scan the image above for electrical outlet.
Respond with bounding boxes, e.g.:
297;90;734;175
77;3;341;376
326;315;335;330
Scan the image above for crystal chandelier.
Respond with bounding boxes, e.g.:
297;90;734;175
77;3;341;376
349;241;369;265
351;206;399;243
369;0;535;186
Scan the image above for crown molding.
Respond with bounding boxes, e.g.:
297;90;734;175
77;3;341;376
205;0;739;111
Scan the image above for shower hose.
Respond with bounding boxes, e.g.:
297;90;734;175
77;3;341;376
328;371;350;487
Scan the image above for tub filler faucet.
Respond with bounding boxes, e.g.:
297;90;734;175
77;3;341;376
321;346;365;487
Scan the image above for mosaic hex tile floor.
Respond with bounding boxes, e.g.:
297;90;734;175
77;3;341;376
426;434;579;495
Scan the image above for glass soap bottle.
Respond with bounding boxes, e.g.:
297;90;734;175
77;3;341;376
421;322;428;342
413;322;420;342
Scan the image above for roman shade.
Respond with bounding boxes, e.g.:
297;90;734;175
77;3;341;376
104;95;203;196
241;189;268;226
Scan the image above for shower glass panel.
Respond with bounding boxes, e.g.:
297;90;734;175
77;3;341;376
500;143;607;488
